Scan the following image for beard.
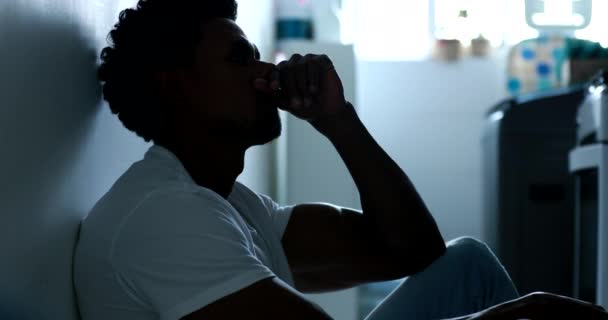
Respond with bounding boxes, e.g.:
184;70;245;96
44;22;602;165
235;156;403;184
247;104;282;146
208;94;283;147
207;104;281;147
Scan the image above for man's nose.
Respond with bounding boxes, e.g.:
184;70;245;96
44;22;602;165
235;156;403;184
253;60;277;80
252;60;280;91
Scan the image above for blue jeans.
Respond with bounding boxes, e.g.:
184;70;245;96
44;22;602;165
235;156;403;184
366;237;520;320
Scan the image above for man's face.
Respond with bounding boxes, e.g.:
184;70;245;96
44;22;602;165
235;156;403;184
175;18;281;147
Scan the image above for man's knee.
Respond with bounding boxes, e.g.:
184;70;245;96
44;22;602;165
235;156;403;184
447;236;489;248
443;237;519;301
445;236;496;266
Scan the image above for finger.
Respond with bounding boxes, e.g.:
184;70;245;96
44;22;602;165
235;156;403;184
318;54;335;74
276;60;291;107
577;301;608;317
307;54;320;95
276;60;296;110
253;78;272;93
270;66;280;91
583;305;608;319
277;59;289;89
286;54;303;109
312;54;335;98
268;89;286;111
549;295;608;319
294;57;310;107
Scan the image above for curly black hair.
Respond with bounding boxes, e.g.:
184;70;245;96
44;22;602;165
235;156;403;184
98;0;238;142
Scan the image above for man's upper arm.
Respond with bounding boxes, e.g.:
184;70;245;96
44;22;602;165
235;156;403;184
281;203;435;293
181;277;332;320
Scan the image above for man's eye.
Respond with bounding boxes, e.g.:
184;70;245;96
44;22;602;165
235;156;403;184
230;53;252;66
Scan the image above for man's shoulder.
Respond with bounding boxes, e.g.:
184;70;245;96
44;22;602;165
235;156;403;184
131;185;235;223
230;181;277;210
87;177;235;241
108;186;243;253
232;181;281;202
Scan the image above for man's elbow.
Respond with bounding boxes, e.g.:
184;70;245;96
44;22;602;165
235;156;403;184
385;230;447;276
415;237;447;272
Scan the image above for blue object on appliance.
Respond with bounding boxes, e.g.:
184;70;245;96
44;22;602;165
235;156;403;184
538;78;553;90
508;78;522;95
553;47;565;60
277;19;313;40
522;48;536;60
537;63;552;77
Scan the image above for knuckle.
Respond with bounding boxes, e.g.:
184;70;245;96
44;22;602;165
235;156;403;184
312;54;333;70
277;61;288;69
304;53;317;62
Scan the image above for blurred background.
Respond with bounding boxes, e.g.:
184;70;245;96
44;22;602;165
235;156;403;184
0;0;607;319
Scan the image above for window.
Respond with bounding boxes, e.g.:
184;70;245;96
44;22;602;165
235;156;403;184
348;0;430;61
434;0;537;46
346;0;608;61
576;0;608;47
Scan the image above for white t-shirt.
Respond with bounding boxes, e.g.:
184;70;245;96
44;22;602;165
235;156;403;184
74;145;295;320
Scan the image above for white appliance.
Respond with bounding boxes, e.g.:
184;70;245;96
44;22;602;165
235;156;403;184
525;0;592;32
569;71;608;309
273;40;359;320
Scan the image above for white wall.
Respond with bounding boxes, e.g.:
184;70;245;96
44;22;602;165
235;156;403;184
0;1;274;319
0;1;148;319
358;55;508;242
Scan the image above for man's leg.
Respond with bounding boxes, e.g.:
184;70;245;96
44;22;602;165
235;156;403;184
365;237;519;320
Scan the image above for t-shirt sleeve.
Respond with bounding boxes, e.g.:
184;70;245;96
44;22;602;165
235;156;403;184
258;193;295;238
111;190;276;320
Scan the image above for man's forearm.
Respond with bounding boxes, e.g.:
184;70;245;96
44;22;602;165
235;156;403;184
315;102;446;266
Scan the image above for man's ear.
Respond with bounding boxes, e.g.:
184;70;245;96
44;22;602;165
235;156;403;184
153;69;189;105
153;71;176;99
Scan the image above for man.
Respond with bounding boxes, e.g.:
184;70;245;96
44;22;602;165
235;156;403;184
73;0;608;319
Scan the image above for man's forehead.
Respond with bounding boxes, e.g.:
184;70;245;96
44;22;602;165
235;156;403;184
200;18;247;46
